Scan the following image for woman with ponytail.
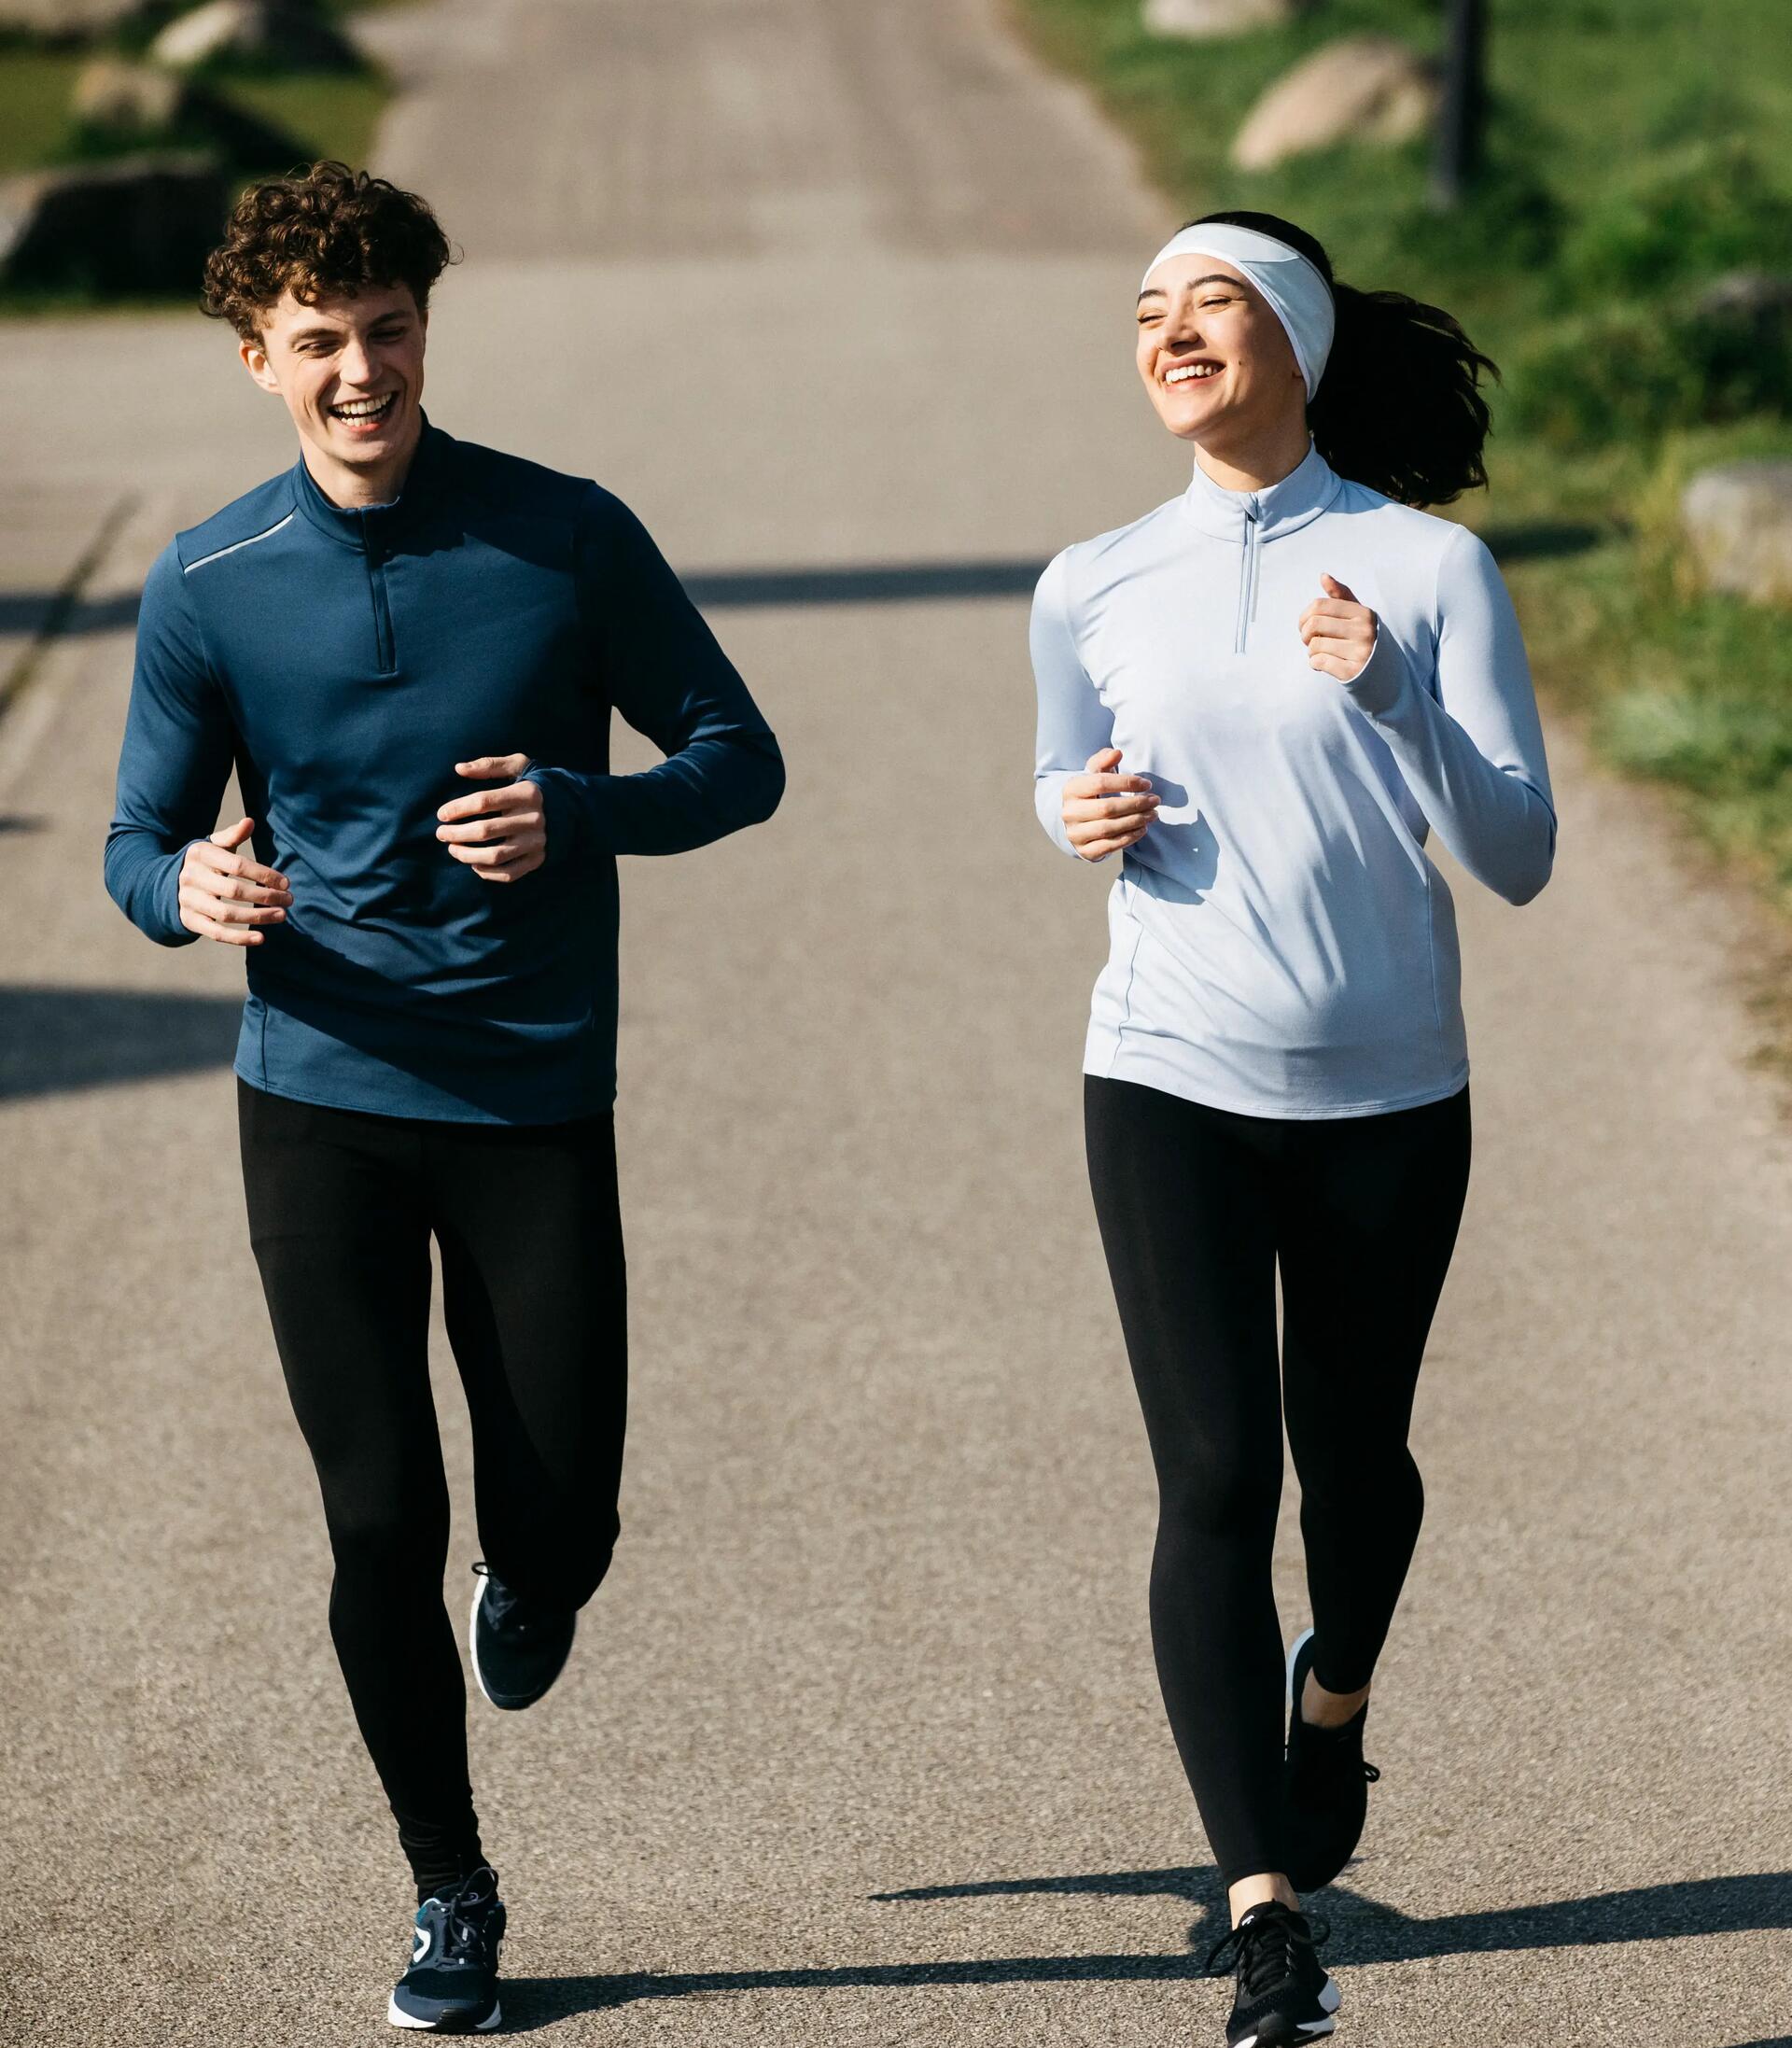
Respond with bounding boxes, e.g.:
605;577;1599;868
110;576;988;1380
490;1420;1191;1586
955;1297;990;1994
1030;211;1556;2047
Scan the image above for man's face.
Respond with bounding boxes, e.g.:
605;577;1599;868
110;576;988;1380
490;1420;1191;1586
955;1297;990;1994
241;283;427;484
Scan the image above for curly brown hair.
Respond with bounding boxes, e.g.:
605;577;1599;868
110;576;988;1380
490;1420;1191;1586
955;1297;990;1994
202;161;456;341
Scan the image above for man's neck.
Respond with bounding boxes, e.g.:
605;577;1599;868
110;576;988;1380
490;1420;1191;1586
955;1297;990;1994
300;419;423;510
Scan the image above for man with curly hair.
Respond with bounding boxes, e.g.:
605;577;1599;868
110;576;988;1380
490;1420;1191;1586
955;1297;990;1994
105;160;784;2032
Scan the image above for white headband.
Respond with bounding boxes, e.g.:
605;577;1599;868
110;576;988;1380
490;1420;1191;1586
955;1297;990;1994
1141;223;1336;402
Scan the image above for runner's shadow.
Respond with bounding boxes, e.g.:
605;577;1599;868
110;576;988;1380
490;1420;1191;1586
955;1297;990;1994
0;985;242;1101
494;1867;1791;2028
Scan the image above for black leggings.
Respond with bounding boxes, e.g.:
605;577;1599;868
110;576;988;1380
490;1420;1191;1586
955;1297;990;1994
1084;1073;1471;1887
237;1079;627;1898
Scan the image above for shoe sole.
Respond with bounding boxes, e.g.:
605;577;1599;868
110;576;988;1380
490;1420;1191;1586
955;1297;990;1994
1234;1971;1341;2047
386;1990;502;2031
469;1575;574;1712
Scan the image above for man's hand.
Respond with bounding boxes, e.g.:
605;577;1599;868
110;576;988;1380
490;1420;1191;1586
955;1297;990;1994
177;816;290;947
1299;572;1379;681
1061;746;1159;863
436;754;546;882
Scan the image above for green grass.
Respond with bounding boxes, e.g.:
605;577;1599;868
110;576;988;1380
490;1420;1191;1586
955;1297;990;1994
1007;0;1792;918
223;66;390;170
0;46;84;171
0;10;393;179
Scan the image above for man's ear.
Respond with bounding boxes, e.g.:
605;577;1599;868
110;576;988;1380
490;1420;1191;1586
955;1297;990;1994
239;332;281;396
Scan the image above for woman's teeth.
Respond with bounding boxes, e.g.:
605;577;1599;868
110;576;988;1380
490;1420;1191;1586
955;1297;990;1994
1165;363;1221;385
333;393;397;421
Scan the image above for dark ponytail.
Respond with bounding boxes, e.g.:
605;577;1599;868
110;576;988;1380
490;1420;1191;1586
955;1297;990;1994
1186;210;1501;508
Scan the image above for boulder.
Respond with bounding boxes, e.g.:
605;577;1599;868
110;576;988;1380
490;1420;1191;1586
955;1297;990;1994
0;153;228;294
72;56;189;134
1143;0;1307;37
1230;35;1438;171
150;0;359;72
72;55;308;166
0;0;151;37
1694;269;1792;337
1680;461;1792;607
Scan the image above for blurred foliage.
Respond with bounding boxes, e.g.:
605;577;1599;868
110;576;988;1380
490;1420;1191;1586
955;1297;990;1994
1507;297;1792;451
1556;137;1792;296
0;3;390;181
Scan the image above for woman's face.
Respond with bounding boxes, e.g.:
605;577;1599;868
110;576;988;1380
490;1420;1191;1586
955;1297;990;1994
1135;253;1305;446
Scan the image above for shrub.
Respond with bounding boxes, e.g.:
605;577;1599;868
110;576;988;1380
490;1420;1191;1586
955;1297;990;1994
1505;298;1792;450
1559;137;1792;300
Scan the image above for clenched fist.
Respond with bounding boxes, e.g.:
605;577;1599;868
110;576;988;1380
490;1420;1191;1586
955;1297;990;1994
436;753;546;883
1298;572;1379;682
1061;746;1160;863
177;816;290;947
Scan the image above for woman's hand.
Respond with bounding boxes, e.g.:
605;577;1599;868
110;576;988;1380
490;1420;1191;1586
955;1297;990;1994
1299;572;1378;681
1061;746;1159;863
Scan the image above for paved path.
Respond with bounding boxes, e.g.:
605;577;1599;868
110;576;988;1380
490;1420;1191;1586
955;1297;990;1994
5;2;1790;2042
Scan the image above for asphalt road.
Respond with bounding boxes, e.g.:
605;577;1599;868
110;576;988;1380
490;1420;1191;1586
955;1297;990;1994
4;1;1790;2041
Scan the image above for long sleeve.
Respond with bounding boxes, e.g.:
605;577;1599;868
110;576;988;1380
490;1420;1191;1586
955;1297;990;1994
1337;521;1558;906
532;490;784;863
105;543;236;946
1030;546;1114;859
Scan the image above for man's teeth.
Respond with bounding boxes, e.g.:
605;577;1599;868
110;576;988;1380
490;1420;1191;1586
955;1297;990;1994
333;394;396;420
1165;363;1221;385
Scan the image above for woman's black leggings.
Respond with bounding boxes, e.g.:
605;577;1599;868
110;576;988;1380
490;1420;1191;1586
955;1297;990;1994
237;1079;627;1899
1084;1073;1471;1887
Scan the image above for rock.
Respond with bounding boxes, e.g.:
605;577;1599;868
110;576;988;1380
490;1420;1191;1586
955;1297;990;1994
0;153;229;294
1693;269;1792;335
1143;0;1307;37
1230;35;1438;171
1680;461;1792;607
0;0;151;38
72;55;308;166
72;57;189;135
150;0;359;72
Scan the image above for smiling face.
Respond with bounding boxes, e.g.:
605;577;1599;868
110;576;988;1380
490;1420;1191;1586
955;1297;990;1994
241;283;427;506
1135;254;1306;453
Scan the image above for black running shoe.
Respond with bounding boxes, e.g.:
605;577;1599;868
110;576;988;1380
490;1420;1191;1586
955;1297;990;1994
469;1562;576;1711
1282;1627;1380;1894
1203;1899;1339;2048
388;1864;505;2032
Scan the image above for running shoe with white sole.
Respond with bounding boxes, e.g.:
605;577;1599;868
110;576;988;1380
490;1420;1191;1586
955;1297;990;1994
1282;1626;1379;1894
469;1561;576;1712
388;1864;505;2032
1203;1899;1340;2048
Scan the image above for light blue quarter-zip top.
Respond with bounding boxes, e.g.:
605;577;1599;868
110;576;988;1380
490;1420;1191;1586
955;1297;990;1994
1031;437;1558;1119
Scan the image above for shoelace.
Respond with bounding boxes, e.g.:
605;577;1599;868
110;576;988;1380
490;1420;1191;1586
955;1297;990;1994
472;1561;539;1638
433;1870;500;1965
1289;1723;1381;1801
1202;1908;1330;1994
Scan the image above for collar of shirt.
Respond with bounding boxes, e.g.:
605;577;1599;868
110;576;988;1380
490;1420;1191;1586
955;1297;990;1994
290;414;455;552
1180;433;1342;544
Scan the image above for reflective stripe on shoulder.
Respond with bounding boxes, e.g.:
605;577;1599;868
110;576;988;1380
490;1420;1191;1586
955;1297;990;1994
183;512;296;574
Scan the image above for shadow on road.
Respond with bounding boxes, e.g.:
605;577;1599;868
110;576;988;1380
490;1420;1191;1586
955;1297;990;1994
0;527;1603;648
0;591;142;638
0;985;241;1101
493;1867;1790;2027
683;558;1050;610
1474;520;1607;564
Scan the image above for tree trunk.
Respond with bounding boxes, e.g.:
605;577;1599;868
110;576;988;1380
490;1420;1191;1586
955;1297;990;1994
1429;0;1486;210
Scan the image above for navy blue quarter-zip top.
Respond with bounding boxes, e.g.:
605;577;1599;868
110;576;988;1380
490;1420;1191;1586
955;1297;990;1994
106;419;785;1122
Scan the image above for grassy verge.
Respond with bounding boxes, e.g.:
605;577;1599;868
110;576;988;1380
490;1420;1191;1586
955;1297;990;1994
0;31;392;179
1007;0;1792;935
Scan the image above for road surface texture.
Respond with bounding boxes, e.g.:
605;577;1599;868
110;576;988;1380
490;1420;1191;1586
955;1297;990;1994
4;0;1789;2041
